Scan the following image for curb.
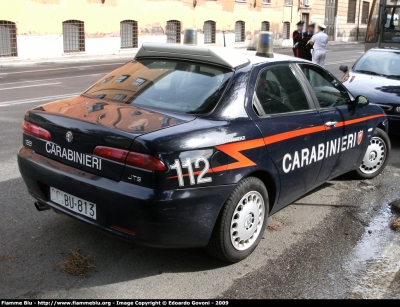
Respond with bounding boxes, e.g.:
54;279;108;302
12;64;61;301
0;42;363;67
0;54;137;68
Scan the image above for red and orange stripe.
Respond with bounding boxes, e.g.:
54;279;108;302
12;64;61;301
167;114;386;178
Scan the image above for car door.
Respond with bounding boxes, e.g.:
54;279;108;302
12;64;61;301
296;63;367;182
249;63;326;206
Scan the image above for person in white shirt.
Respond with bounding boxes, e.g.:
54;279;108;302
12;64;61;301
309;24;329;67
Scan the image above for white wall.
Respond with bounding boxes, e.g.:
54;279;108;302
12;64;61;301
16;35;63;59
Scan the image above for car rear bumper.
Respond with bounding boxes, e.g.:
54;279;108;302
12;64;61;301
18;147;234;248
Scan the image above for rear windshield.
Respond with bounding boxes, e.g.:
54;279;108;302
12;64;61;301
83;59;233;114
353;50;400;78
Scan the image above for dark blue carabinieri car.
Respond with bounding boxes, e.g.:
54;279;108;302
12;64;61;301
340;47;400;135
18;43;391;262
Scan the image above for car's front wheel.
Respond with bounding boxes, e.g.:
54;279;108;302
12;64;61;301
352;128;391;179
205;177;268;263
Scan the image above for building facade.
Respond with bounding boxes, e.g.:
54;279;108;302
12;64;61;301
312;0;372;41
0;0;371;59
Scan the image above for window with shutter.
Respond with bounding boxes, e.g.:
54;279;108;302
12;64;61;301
204;21;216;44
235;21;245;42
0;20;17;57
120;20;138;48
361;1;370;24
347;0;357;23
261;21;270;31
166;20;181;43
63;20;85;53
283;22;290;39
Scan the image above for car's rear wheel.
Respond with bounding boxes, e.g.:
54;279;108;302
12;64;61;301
352;128;391;179
205;177;268;263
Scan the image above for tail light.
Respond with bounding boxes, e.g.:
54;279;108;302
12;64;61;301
93;146;128;164
126;152;166;171
22;120;52;141
93;146;166;171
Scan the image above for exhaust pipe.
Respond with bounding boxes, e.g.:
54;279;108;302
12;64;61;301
35;201;50;211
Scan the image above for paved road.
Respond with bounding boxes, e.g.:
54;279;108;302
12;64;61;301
0;44;399;299
267;43;364;78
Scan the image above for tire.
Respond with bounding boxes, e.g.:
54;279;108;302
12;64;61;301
205;177;269;263
351;128;391;179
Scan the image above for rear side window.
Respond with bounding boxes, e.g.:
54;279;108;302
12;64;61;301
84;59;233;114
254;65;310;115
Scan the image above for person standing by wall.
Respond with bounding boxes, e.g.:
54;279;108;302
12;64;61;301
292;21;305;58
300;23;314;61
309;24;328;67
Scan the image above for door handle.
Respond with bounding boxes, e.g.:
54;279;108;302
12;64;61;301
324;121;338;127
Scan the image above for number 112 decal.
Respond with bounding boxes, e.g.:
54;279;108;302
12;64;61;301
170;157;212;187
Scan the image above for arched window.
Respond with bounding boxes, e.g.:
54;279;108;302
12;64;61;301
235;20;245;42
166;20;181;43
283;21;290;39
261;21;270;31
204;20;216;44
0;20;17;57
62;20;85;53
120;20;138;48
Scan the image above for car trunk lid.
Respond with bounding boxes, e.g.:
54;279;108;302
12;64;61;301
24;95;194;181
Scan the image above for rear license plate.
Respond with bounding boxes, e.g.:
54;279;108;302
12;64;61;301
50;187;96;219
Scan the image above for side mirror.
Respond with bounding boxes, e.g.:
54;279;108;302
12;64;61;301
355;95;369;107
339;65;348;73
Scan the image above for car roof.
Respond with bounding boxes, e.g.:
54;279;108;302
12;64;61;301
241;50;310;65
135;43;309;70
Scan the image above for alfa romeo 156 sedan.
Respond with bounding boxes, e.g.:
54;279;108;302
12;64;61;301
18;43;391;263
339;47;400;135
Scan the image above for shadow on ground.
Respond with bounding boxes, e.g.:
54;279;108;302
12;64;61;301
0;177;229;298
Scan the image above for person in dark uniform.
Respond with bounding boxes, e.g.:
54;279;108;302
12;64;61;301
292;21;305;58
300;23;315;61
